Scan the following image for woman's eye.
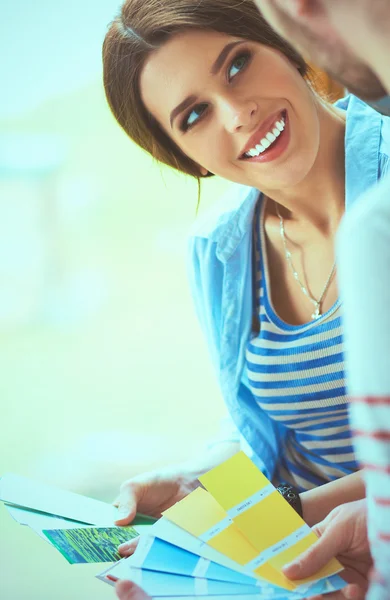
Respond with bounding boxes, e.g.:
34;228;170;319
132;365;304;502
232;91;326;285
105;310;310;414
181;103;208;131
228;52;250;80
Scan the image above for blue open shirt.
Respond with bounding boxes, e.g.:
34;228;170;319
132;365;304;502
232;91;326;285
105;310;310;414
188;96;390;480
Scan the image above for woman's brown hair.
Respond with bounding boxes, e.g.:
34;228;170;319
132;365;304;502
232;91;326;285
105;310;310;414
102;0;315;182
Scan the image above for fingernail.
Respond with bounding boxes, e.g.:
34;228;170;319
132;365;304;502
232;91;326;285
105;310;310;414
343;586;358;600
118;542;130;550
283;559;300;573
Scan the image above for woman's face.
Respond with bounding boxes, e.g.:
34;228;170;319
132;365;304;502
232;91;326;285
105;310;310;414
140;29;321;190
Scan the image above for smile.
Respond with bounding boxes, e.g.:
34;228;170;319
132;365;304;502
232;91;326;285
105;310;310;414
239;110;289;162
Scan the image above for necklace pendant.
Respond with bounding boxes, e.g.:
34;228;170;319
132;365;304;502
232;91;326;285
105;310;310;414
311;304;321;320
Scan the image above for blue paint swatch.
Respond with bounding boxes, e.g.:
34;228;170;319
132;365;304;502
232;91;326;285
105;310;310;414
141;537;258;586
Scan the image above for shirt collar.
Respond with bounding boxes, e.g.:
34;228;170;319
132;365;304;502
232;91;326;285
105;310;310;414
343;95;382;209
215;186;259;262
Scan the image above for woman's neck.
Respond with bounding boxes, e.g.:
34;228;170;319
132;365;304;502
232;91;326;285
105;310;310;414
262;101;346;237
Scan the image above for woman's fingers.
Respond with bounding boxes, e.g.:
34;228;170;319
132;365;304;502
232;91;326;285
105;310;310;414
341;583;366;600
283;533;343;580
115;580;151;600
118;537;140;557
282;522;343;580
114;482;139;526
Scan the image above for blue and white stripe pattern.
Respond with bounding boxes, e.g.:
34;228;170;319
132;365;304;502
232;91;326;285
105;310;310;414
246;201;359;491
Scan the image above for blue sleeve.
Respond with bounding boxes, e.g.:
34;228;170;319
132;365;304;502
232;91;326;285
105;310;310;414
187;232;286;480
187;234;224;376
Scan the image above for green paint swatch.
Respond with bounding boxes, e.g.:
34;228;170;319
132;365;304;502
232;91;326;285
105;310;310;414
42;526;139;564
132;512;157;526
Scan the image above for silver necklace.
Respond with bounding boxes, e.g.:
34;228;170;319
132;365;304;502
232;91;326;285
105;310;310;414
275;202;336;320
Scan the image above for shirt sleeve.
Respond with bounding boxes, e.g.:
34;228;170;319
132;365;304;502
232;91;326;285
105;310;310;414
187;232;283;480
337;175;390;599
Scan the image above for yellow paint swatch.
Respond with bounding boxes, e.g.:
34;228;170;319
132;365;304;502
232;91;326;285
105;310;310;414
199;451;342;583
163;487;298;591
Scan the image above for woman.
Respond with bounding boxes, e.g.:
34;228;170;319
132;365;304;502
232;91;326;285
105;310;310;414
102;0;390;535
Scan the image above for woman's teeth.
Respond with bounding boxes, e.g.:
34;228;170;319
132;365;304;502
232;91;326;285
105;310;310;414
244;116;286;158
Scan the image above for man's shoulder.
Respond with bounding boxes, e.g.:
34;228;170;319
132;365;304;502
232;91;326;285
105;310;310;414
380;112;390;157
340;94;390;157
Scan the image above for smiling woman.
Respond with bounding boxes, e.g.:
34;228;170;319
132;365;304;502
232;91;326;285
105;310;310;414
102;0;390;547
137;28;319;191
102;0;315;183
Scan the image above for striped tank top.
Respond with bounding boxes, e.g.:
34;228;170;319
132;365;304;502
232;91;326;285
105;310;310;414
246;200;359;491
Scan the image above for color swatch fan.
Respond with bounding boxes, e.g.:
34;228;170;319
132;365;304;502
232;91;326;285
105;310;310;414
0;473;155;565
98;452;347;599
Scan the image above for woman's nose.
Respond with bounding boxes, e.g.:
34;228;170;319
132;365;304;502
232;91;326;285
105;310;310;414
221;98;257;133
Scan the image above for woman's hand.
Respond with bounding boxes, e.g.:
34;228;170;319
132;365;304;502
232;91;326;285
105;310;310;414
283;499;372;600
114;443;240;556
114;467;199;556
116;581;151;600
114;443;240;527
113;467;199;526
118;535;140;558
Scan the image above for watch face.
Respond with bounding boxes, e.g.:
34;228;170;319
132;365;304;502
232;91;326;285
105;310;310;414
277;484;303;517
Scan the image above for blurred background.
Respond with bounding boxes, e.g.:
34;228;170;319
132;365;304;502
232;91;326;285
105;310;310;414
0;2;344;598
0;1;230;598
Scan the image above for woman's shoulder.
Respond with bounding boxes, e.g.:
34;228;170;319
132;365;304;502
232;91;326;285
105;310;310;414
188;183;259;259
187;184;259;304
379;109;390;159
189;183;258;237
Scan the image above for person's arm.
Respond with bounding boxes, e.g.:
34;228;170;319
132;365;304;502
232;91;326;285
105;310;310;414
182;440;241;480
300;471;365;527
337;178;390;599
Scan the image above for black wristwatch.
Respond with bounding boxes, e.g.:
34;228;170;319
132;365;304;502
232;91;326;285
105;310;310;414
276;483;303;517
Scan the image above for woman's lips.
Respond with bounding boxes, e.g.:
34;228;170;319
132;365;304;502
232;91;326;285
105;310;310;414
239;109;286;158
240;110;290;164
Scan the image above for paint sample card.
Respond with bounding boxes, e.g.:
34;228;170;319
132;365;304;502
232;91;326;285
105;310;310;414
97;563;271;597
0;474;156;528
128;535;258;586
162;487;296;591
5;504;92;540
149;517;285;597
0;473;118;524
151;517;251;576
98;558;346;599
99;561;286;600
2;471;346;599
42;526;139;564
163;488;257;564
309;576;348;597
199;452;343;584
5;503;155;529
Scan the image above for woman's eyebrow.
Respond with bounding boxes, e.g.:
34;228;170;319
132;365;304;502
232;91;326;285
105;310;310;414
210;40;246;75
170;94;198;128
